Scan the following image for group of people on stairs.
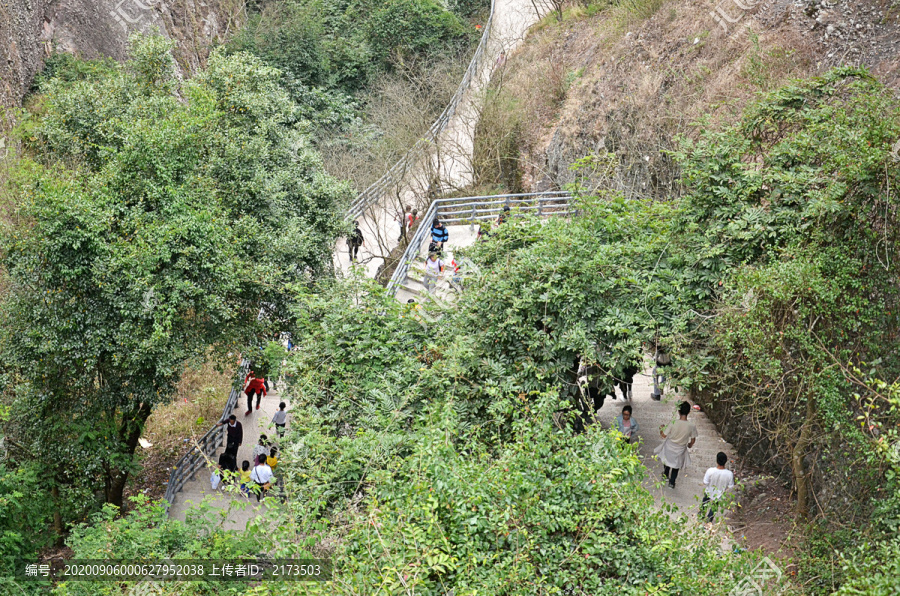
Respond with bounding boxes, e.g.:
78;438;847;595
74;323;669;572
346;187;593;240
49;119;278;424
212;363;290;503
610;397;735;524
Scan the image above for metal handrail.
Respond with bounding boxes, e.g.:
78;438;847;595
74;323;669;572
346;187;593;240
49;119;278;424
386;192;574;297
347;0;498;221
163;1;500;515
163;359;249;513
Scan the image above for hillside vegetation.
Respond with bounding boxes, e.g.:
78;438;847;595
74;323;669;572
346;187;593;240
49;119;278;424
39;64;900;595
3;0;900;595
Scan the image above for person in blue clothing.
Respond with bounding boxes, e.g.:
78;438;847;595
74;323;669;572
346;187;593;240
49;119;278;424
614;405;639;444
430;219;449;255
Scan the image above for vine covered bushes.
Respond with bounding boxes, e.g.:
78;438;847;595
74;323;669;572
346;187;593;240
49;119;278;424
0;33;348;545
672;68;900;522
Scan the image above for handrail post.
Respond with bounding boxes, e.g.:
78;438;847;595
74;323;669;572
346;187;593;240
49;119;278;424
385;193;572;299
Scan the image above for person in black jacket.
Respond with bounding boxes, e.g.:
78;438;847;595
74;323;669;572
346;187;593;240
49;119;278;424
218;450;238;477
217;415;243;455
348;221;364;262
617;362;640;400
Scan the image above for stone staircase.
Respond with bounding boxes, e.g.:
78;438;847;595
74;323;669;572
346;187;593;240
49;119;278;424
167;384;286;530
394;224;478;305
593;364;736;524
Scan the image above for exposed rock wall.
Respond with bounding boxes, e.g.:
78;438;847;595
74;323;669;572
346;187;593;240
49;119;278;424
1;0;245;110
488;0;900;198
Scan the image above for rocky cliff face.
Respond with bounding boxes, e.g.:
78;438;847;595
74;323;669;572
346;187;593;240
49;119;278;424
1;0;244;110
489;0;900;198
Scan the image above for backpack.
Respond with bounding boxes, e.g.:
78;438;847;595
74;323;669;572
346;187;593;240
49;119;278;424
352;227;364;245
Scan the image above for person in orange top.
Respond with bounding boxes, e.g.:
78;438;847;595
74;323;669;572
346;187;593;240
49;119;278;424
244;370;267;415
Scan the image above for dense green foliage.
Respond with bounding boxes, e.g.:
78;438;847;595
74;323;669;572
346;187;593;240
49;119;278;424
0;33;348;564
0;461;57;576
55;495;291;596
3;34;900;594
228;0;478;94
50;271;764;594
670;68;900;528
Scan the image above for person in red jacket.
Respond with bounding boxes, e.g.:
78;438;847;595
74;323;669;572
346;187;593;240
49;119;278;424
244;370;267;415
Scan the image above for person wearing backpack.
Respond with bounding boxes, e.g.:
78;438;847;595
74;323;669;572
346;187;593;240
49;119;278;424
423;252;444;293
430;219;448;255
249;458;274;502
496;205;510;226
348;221;365;262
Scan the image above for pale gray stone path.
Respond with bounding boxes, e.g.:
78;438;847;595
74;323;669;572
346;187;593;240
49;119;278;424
167;383;287;530
334;0;549;280
395;224;479;304
593;365;736;524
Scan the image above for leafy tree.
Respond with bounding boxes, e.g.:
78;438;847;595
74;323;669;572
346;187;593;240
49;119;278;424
230;0;476;95
285;274;433;436
0;34;348;509
227;3;327;88
445;194;685;431
672;67;900;519
366;0;471;65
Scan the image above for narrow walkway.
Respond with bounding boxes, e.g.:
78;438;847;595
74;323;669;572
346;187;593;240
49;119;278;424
334;0;548;279
594;365;735;521
167;383;286;529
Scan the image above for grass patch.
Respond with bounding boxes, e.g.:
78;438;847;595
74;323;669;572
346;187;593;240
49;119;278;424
124;357;237;507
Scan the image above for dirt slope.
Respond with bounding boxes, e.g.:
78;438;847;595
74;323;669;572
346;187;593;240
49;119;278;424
489;0;900;197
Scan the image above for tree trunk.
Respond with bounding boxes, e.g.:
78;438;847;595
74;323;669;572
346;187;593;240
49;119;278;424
52;484;64;545
105;401;153;508
792;396;816;519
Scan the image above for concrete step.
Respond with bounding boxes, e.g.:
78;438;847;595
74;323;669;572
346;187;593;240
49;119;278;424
405;275;455;299
404;278;426;295
395;286;418;305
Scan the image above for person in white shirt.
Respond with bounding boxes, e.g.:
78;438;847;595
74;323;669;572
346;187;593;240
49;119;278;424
654;401;698;489
249;460;274;502
252;435;270;464
423;252;443;293
701;452;735;523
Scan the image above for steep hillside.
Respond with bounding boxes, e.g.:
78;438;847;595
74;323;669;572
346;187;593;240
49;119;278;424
479;0;900;197
0;0;245;109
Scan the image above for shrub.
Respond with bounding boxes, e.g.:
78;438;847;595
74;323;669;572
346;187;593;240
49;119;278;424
366;0;471;64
